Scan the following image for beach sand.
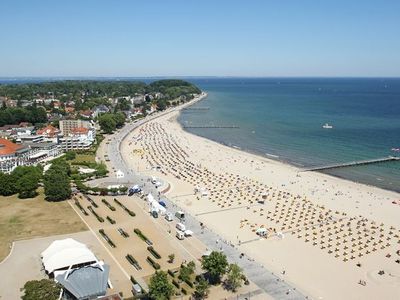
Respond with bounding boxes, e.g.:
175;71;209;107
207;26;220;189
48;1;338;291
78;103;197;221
120;102;400;300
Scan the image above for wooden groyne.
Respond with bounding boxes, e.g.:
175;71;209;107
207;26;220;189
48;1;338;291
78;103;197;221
183;125;239;129
302;156;399;172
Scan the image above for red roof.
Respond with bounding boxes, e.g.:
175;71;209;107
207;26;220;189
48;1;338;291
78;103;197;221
71;127;89;134
37;125;60;137
0;138;24;155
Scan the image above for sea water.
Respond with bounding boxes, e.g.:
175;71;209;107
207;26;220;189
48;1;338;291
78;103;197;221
179;78;400;192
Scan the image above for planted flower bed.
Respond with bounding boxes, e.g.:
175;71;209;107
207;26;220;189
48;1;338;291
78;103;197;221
113;198;135;216
88;206;104;222
147;246;161;259
101;198;116;211
74;199;88;216
99;229;116;248
146;256;160;270
126;254;142;270
106;216;116;224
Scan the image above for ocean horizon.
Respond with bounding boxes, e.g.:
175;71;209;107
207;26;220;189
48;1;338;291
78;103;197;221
1;77;399;192
178;78;400;192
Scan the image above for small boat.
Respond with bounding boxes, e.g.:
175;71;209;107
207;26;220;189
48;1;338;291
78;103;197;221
322;123;333;129
391;148;400;152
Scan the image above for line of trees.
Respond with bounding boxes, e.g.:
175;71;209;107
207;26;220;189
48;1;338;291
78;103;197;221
0;79;200;101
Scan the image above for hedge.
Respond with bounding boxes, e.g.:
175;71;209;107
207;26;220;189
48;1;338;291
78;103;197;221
146;256;160;270
85;195;98;208
106;216;116;224
172;280;180;288
74;199;88;216
114;198;135;216
184;279;194;288
102;198;116;211
88;206;104;223
99;229;116;248
126;254;142;270
168;269;175;278
147;246;161;259
118;228;129;238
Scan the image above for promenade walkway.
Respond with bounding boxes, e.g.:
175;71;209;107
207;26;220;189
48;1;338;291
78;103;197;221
97;96;306;299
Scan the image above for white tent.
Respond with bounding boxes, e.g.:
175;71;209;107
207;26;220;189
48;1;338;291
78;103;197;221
147;193;166;215
41;238;98;274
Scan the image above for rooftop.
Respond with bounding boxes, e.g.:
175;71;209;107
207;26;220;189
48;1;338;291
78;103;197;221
0;138;26;156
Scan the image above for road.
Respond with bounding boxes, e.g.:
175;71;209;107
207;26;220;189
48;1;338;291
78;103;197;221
93;95;306;300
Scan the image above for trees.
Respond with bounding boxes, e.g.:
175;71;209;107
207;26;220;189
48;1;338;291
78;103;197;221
0;172;17;196
12;166;42;198
98;113;116;134
148;271;174;300
0;106;47;127
44;161;71;201
113;112;126;128
201;251;228;284
168;253;175;263
225;263;244;292
21;279;62;300
194;275;210;299
179;261;196;282
98;113;125;133
65;151;76;160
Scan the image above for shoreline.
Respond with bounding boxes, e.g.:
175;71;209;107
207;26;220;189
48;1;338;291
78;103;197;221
177;92;400;194
119;93;400;299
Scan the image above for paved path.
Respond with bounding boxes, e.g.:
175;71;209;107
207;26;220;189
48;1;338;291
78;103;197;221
96;96;307;300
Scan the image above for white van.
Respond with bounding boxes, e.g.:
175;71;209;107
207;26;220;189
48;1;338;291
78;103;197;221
176;230;185;240
176;223;186;231
165;213;173;222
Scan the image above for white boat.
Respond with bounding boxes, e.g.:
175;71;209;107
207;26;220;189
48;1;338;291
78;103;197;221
322;123;333;129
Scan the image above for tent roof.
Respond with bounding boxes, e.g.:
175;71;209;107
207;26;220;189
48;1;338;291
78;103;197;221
41;238;97;273
56;264;109;299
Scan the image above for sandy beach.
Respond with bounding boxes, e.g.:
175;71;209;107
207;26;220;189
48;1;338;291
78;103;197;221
120;97;400;300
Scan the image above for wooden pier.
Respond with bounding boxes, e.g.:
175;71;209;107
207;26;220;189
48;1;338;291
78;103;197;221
302;156;399;172
183;125;239;129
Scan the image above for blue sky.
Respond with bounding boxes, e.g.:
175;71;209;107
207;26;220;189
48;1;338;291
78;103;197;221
0;0;399;77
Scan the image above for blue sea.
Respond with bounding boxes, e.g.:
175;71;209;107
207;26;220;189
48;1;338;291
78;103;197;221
178;78;400;192
1;77;399;192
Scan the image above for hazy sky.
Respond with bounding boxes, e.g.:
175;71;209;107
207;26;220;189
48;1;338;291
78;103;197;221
1;0;399;77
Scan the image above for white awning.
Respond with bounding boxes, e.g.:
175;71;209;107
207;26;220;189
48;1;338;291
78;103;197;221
41;238;97;273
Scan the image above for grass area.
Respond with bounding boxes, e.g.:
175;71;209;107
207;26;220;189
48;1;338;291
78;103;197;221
71;153;96;164
0;188;87;261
